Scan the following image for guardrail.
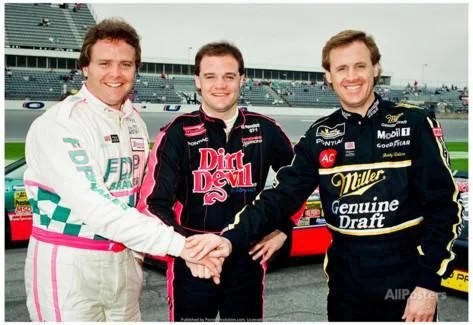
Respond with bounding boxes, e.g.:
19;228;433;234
5;100;338;116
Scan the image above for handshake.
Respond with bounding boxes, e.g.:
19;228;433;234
179;233;232;285
177;229;288;285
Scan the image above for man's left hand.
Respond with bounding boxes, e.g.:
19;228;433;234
248;230;287;264
402;286;438;322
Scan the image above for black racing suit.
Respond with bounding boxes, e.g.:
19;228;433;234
137;107;294;321
223;94;463;321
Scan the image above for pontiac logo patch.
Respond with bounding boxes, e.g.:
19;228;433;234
316;123;345;140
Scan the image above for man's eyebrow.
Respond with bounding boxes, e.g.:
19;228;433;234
333;63;347;69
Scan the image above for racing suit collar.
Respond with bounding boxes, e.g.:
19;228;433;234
79;85;134;118
199;106;246;129
339;92;381;122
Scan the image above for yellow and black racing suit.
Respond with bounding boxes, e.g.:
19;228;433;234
223;93;463;321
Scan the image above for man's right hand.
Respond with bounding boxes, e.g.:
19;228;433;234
179;245;223;277
179;234;231;277
185;258;225;285
185;234;232;260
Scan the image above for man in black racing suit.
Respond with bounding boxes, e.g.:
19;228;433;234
137;41;294;321
220;30;463;321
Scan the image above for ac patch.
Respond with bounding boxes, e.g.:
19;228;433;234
319;149;337;168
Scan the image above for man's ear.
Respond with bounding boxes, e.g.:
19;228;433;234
374;63;380;78
194;75;200;89
240;74;245;88
324;70;332;84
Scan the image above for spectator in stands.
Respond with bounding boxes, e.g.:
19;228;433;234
137;41;294;321
437;100;447;113
199;29;462;322
6;67;12;77
23;17;228;322
40;17;50;26
462;86;468;96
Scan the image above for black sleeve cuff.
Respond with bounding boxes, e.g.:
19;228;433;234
222;228;248;252
281;219;295;236
416;264;442;292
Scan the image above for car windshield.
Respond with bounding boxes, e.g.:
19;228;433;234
5;161;27;180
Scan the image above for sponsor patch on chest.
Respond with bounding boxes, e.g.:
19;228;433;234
104;134;120;143
130;138;145;151
242;136;263;147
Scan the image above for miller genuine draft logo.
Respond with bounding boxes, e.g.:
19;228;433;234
331;169;386;197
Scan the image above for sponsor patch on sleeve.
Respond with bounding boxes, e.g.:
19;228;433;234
432;127;443;137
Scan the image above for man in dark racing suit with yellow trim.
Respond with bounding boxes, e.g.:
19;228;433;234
217;30;463;321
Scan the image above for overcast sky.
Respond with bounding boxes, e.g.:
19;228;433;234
90;2;468;87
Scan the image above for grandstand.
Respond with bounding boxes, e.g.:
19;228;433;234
4;3;468;112
5;3;94;51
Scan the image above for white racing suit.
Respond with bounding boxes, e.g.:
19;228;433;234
23;86;185;321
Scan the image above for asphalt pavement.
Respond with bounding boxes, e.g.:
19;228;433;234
4;246;468;322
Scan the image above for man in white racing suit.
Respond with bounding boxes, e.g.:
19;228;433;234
23;18;230;322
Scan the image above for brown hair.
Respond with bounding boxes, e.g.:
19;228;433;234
194;41;245;76
78;18;141;69
322;30;382;85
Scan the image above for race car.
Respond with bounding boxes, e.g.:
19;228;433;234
440;171;469;294
5;158;468;293
4;158;32;246
274;171;332;258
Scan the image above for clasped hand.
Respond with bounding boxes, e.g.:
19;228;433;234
179;234;232;284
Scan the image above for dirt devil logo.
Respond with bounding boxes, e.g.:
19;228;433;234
193;148;254;205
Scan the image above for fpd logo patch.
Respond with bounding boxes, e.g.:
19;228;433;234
319;149;337;168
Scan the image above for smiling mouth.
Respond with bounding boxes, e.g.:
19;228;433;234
345;85;361;91
105;82;123;88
